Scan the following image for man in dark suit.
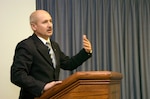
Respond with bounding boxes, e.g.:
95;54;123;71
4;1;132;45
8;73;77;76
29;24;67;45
11;10;92;99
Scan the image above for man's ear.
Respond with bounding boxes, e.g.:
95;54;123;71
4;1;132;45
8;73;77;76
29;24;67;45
31;23;37;31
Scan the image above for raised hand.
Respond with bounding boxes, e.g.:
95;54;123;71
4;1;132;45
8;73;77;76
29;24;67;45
83;35;92;53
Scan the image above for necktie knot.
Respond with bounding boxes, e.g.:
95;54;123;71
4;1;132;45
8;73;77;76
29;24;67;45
46;42;51;48
46;42;51;54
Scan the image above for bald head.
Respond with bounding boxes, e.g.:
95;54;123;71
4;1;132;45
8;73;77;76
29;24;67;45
29;10;53;40
30;10;51;24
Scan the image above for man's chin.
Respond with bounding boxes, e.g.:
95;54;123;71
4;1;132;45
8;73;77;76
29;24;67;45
47;33;53;37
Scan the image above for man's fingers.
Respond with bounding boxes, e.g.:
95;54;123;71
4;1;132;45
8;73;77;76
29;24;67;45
83;34;86;39
44;81;62;91
54;81;62;85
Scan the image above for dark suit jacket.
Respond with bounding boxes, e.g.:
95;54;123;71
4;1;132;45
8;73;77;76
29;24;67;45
11;34;92;99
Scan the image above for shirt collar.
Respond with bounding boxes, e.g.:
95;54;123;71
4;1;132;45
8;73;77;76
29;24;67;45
37;36;51;45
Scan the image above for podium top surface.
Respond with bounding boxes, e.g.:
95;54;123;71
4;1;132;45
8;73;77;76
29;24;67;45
71;71;123;80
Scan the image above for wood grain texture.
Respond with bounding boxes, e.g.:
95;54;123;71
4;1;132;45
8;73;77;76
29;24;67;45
35;71;123;99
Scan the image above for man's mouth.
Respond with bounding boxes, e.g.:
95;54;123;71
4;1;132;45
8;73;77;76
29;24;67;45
47;28;52;32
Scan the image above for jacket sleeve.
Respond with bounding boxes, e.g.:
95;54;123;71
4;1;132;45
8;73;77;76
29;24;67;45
59;47;92;70
11;42;46;97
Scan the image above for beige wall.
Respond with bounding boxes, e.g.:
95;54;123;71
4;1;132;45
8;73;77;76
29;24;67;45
0;0;35;98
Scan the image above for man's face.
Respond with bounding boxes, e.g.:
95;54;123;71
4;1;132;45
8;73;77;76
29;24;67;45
31;11;53;40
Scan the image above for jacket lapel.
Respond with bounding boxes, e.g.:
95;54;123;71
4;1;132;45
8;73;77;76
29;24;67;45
51;41;59;68
31;34;54;67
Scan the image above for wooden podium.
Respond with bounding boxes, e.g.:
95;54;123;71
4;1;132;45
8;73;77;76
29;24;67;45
36;71;122;99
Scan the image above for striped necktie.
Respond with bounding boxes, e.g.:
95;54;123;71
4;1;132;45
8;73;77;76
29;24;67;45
45;42;55;68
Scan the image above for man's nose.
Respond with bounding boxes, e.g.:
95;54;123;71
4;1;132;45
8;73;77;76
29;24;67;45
48;21;53;26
